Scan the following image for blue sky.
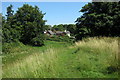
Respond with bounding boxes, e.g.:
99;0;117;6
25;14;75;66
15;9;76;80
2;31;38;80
2;2;88;26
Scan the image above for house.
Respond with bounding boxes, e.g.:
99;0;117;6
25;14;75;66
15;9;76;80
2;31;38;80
64;30;70;37
44;30;54;37
55;31;66;36
44;30;71;37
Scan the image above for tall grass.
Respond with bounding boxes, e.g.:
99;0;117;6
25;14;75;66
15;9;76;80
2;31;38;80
75;37;119;76
3;48;59;78
3;37;119;78
75;37;118;53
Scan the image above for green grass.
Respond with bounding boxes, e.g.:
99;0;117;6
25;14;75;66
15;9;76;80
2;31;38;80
2;37;119;78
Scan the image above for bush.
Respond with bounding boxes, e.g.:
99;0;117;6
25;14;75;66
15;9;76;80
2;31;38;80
2;25;21;43
30;35;44;46
2;41;23;54
2;43;12;54
46;35;75;43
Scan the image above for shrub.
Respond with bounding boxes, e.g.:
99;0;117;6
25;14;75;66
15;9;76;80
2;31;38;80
2;43;12;54
46;35;75;43
2;41;22;54
30;35;44;46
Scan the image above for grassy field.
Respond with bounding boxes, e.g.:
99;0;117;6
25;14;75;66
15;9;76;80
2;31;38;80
2;37;119;78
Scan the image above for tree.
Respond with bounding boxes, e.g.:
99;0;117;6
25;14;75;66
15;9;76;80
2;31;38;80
15;4;46;46
52;24;76;36
2;5;18;43
52;24;65;31
2;4;46;46
6;5;14;21
0;13;2;42
75;2;120;40
0;13;2;27
44;25;51;30
66;24;76;36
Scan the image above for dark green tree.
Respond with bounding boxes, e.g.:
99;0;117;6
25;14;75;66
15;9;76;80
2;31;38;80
66;24;76;36
2;4;46;46
44;25;51;30
6;5;14;21
15;4;46;46
76;2;120;40
2;5;18;43
0;13;2;42
52;24;65;31
0;13;2;27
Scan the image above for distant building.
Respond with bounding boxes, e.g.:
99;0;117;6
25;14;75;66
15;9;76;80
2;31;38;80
44;30;71;37
55;31;66;36
64;30;70;37
44;30;54;37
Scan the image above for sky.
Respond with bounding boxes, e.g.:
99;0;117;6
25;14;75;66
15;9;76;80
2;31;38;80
2;2;88;26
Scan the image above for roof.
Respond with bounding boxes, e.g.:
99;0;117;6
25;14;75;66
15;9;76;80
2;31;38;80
44;30;70;35
65;31;70;34
48;30;54;35
55;31;64;34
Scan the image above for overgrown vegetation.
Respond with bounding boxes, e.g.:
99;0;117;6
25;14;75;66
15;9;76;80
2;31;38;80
2;37;119;78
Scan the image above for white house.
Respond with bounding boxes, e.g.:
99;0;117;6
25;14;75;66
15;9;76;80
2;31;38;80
64;30;71;37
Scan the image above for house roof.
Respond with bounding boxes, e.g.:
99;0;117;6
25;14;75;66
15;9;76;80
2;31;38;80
48;30;54;35
65;31;70;34
55;31;64;34
44;30;70;35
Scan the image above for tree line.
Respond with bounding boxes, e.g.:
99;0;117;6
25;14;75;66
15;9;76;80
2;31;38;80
52;24;76;36
2;2;120;46
75;2;120;40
